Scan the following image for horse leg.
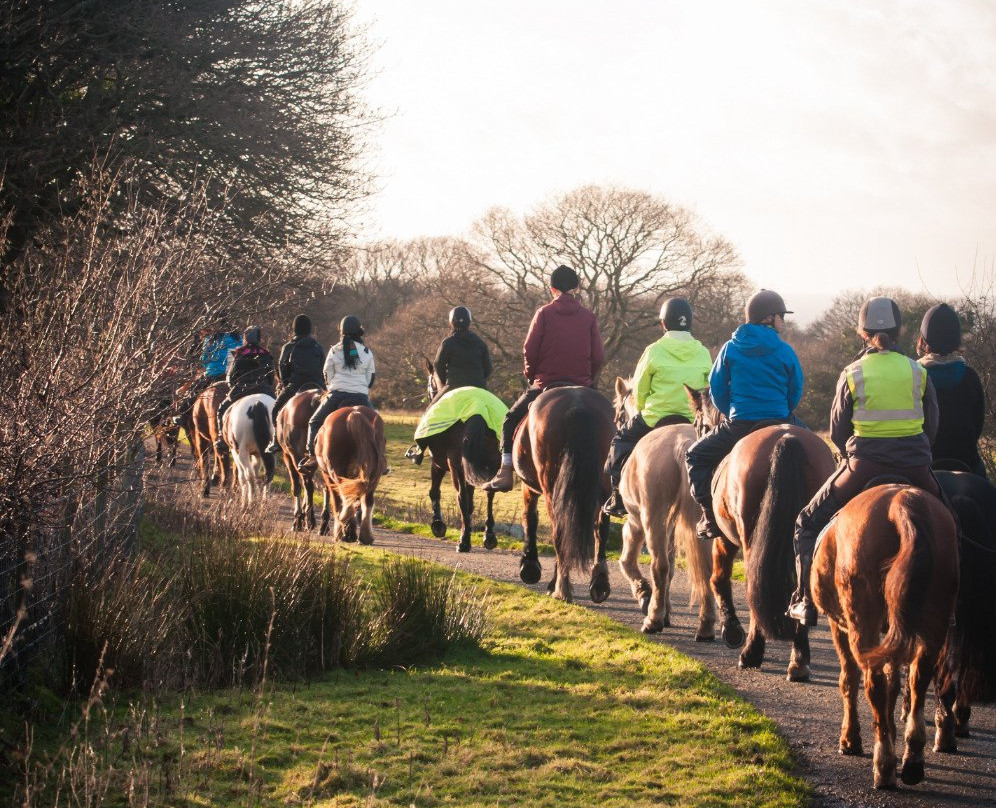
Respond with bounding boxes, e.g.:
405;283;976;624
429;461;446;538
826;621;863;756
550;535;573;602
738;621;766;670
865;661;898;790
712;538;745;648
785;624;812;683
155;434;163;464
358;490;374;545
588;512;611;604
456;478;472;553
519;487;542;584
288;462;303;531
901;650;935;786
619;517;652;616
305;473;317;530
483;490;497;550
319;485;331;536
640;521;674;634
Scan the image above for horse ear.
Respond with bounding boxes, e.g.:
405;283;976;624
423;356;433;374
684;384;701;410
615;376;628;397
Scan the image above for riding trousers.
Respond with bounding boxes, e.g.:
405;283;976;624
305;390;372;453
604;413;692;485
272;381;323;426
499;381;581;455
216;384;275;434
793;457;943;558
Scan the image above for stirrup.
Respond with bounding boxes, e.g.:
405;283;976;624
696;514;722;542
404;444;424;465
297;454;317;472
601;492;627;518
787;596;818;627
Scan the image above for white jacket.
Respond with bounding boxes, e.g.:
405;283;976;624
324;340;375;394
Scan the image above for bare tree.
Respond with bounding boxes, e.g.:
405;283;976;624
468;185;741;364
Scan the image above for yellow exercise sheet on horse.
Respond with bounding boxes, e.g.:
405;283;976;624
414;387;508;442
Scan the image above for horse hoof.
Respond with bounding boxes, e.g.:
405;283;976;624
641;619;663;634
483;532;498;550
838;741;862;757
786;665;810;683
589;579;610;603
873;776;898;791
900;760;924;786
520;556;542;584
933;737;957;754
721;622;745;648
431;519;446;538
695;632;716;642
359;535;374;546
457;541;471;553
738;652;762;670
639;594;650;616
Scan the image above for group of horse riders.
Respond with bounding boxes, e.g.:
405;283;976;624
178;264;987;630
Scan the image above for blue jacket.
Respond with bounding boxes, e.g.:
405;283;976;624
202;332;242;377
710;324;803;421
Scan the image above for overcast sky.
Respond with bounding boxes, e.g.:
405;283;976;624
353;1;996;322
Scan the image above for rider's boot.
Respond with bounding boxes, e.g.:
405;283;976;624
787;553;818;626
695;500;723;542
404;444;425;465
482;462;515;492
601;484;627;517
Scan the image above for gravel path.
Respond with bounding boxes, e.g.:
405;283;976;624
148;448;996;808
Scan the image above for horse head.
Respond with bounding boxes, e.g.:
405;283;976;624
612;376;638;428
685;384;722;438
423;356;440;401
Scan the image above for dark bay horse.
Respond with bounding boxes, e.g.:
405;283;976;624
613;379;716;638
515;386;615;602
314;405;386;544
149;398;179;466
695;397;836;680
190;381;231;497
417;360;501;552
932;470;996;752
812;485;958;790
275;389;323;531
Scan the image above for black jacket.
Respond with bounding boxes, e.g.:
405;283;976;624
434;330;492;390
277;335;326;388
923;358;986;471
228;344;275;396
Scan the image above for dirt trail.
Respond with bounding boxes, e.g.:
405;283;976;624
147;448;996;808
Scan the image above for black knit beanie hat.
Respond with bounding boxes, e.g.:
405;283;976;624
550;265;580;292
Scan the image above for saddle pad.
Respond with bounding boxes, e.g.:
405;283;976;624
814;512;841;555
414;387;508;442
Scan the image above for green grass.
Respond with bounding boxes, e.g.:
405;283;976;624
38;545;806;807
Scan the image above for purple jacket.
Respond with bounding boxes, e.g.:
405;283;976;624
523;294;604;388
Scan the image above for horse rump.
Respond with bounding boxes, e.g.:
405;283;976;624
335;408;383;502
461;414;499;487
247;401;275;482
748;433;807;641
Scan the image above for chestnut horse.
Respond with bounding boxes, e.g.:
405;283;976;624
696;396;836;681
190;381;231;497
931;470;996;752
275;389;323;531
613;378;716;638
314;405;386;544
417;360;501;552
812;485;958;790
515;386;615;602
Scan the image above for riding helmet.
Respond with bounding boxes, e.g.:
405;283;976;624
293;314;312;337
659;297;693;331
858;297;901;333
920;303;961;354
745;289;792;324
550;264;580;292
244;326;262;345
449;306;473;329
339;315;364;338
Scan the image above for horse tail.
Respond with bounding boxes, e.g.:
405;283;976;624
748;433;807;641
676;434;712;606
336;410;380;502
864;489;934;669
550;401;602;572
249;402;275;481
461;415;498;487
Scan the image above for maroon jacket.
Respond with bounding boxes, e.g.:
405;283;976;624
523;293;605;388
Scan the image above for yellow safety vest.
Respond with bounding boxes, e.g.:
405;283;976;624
845;351;925;438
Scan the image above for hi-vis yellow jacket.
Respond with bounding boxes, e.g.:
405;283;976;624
845;350;926;438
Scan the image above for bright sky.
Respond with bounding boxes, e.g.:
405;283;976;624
354;0;996;322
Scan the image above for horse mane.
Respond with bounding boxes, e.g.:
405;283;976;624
747;433;807;641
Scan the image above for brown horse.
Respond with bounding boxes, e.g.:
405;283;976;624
149;397;179;466
275;389;323;531
314;405;386;544
695;396;836;680
418;360;501;552
190;381;231;497
812;485;958;790
515;386;615;602
613;379;716;638
931;470;996;752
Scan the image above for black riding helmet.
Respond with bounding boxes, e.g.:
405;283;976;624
244;326;262;345
920;303;961;354
293;314;312;337
745;289;792;324
449;306;472;329
659;297;693;331
339;315;364;338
